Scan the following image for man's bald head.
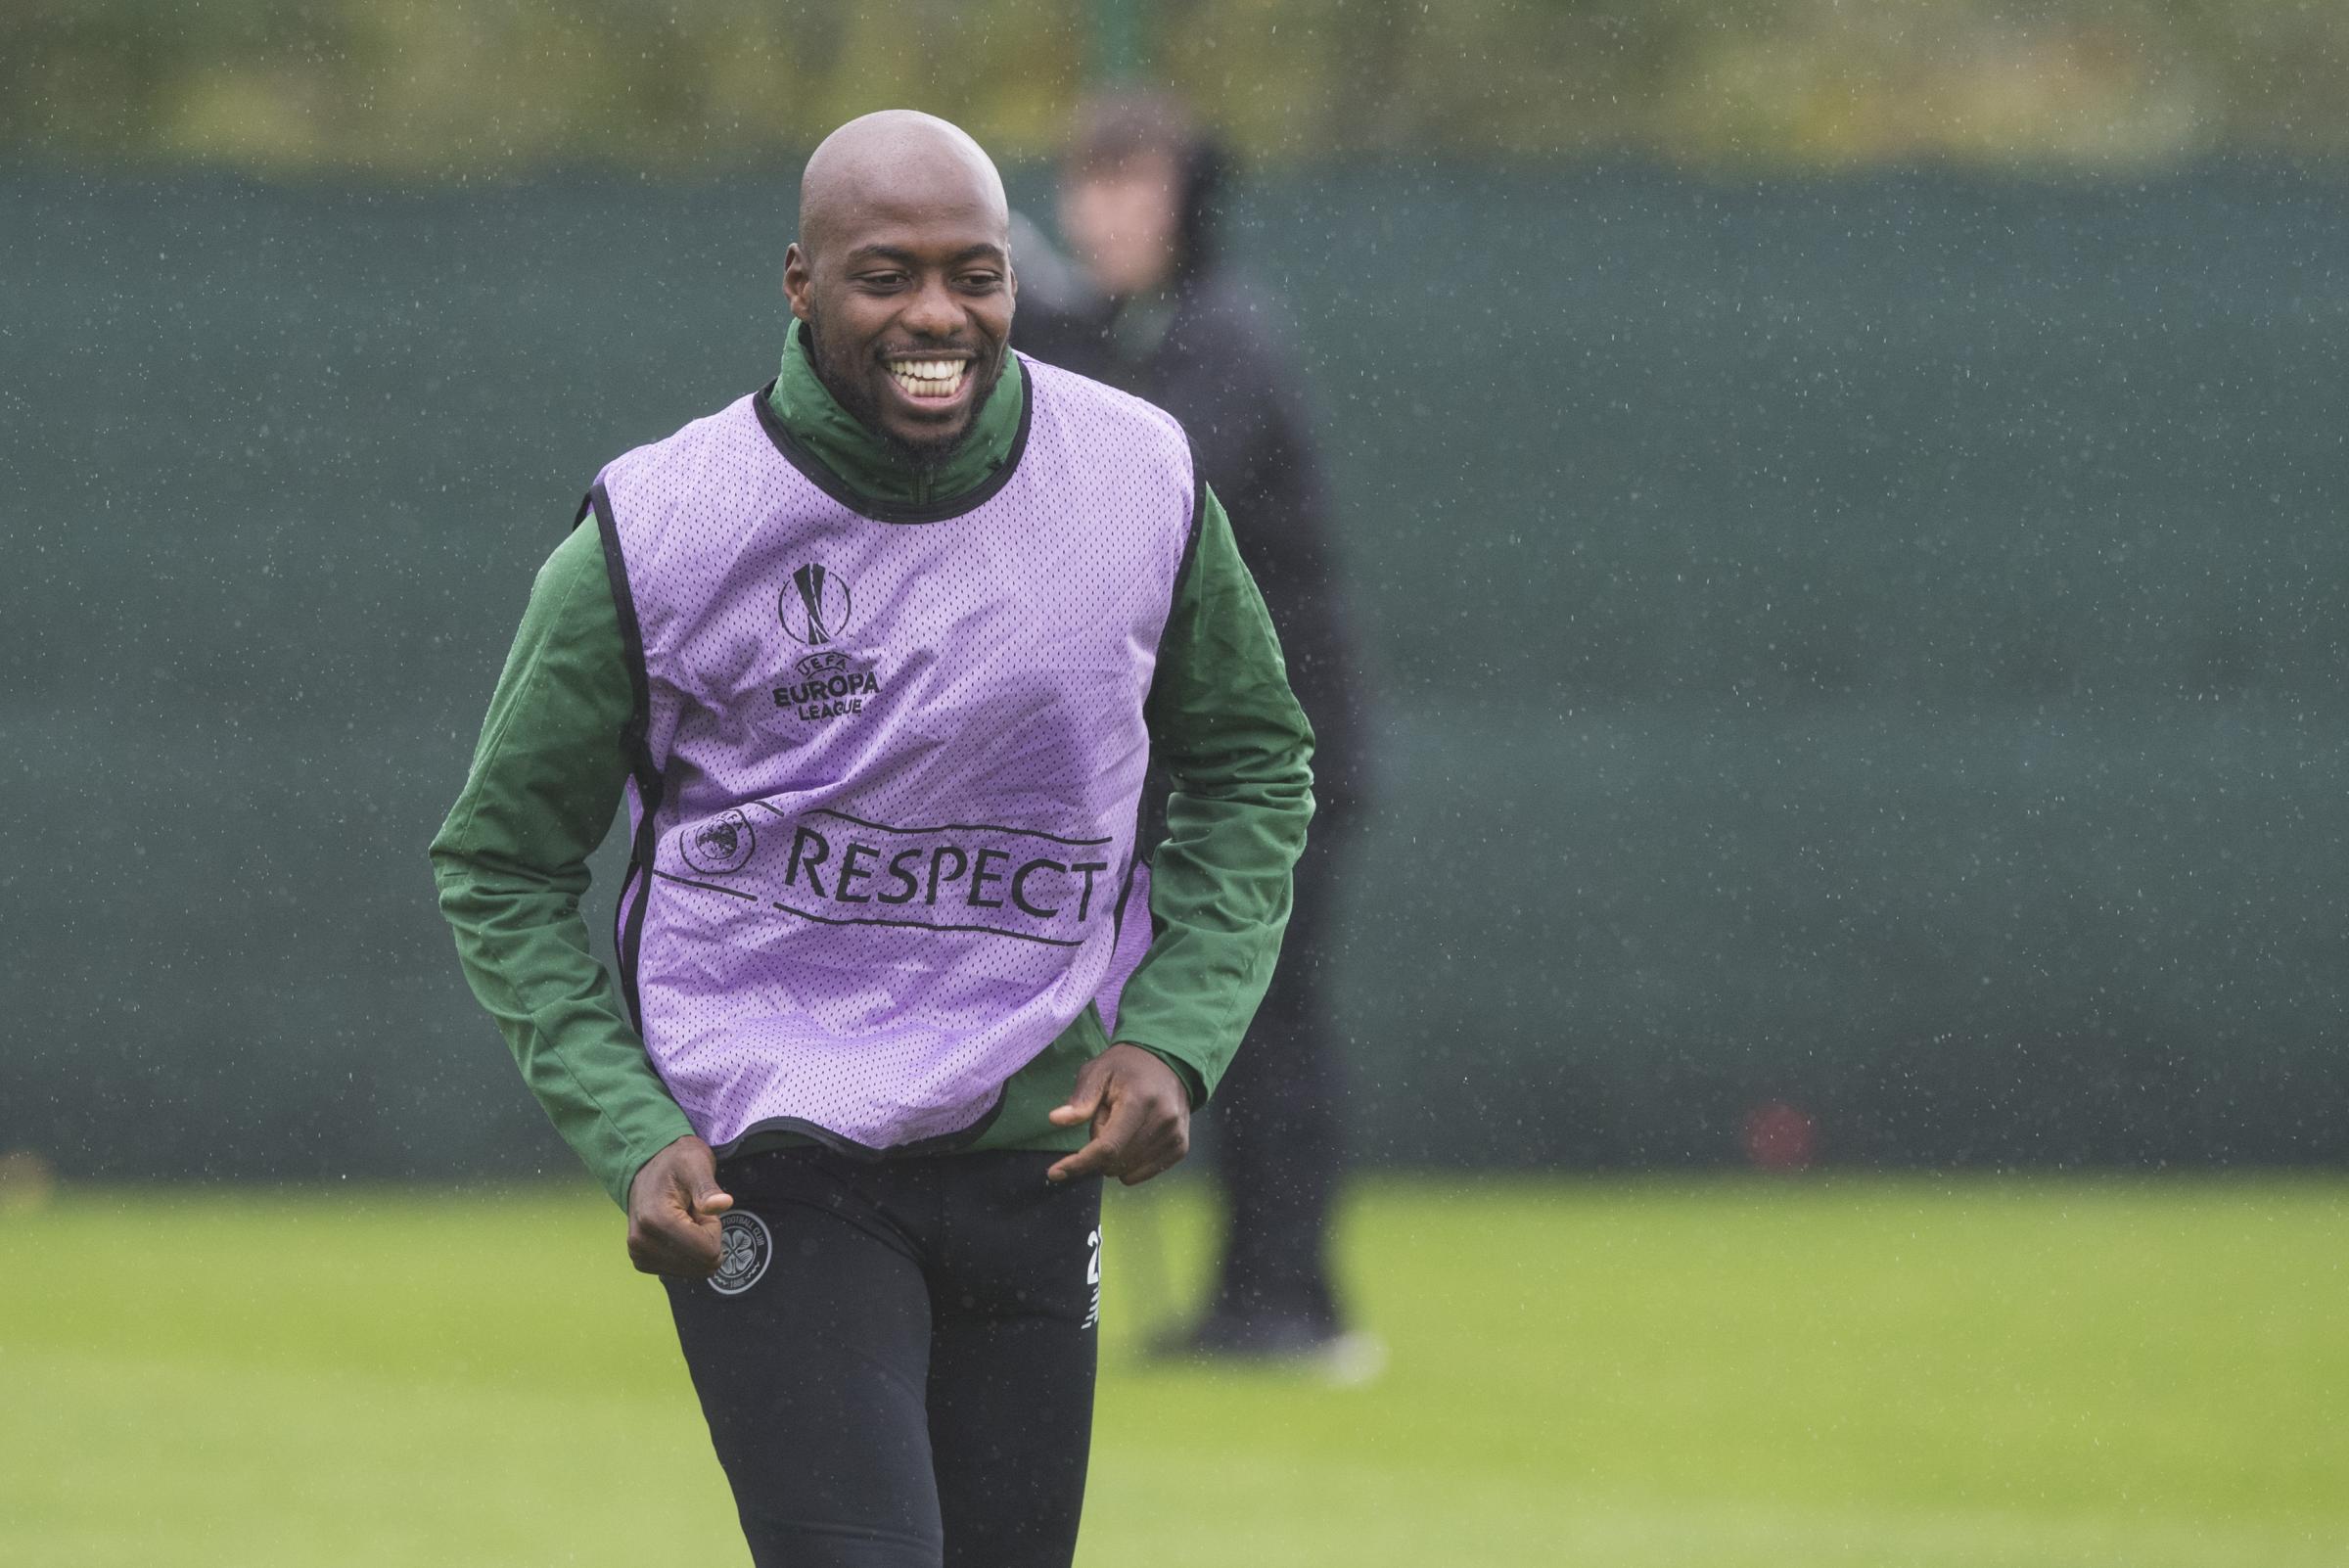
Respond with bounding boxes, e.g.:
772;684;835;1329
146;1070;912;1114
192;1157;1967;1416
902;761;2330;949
782;111;1019;470
798;111;1009;262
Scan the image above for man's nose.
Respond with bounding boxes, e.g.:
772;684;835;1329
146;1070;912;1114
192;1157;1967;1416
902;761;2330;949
900;274;962;338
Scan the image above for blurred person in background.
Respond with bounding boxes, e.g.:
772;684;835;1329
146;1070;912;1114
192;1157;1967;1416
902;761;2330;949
1019;91;1374;1372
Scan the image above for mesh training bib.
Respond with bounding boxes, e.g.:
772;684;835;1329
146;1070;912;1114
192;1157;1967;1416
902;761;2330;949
588;357;1194;1154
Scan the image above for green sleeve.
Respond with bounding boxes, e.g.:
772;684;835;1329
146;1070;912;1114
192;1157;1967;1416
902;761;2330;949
1118;483;1318;1104
427;521;696;1208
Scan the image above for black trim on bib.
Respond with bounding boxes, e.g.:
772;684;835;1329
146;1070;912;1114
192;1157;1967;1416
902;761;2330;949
1111;860;1137;942
1175;435;1207;594
588;481;667;1031
750;359;1035;525
714;1090;1011;1165
1130;431;1206;908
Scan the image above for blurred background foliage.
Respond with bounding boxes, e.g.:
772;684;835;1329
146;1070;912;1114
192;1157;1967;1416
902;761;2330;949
5;0;2348;172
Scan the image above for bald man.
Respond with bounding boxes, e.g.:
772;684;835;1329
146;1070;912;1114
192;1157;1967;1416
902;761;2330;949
431;112;1314;1567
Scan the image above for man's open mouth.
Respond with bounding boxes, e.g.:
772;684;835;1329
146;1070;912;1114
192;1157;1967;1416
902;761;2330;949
887;357;971;401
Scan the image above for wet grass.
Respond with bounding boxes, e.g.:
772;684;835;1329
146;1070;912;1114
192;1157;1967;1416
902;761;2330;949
2;1175;2342;1566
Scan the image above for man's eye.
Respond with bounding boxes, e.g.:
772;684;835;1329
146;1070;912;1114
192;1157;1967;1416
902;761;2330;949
859;273;907;289
959;273;1002;290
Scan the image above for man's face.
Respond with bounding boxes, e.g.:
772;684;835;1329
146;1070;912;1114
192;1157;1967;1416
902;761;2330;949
1058;150;1182;299
784;189;1016;468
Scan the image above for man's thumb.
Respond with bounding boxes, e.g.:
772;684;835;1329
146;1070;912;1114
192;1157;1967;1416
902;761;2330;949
693;1179;733;1217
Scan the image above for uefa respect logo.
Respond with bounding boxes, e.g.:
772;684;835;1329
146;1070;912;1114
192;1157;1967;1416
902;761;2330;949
679;808;756;875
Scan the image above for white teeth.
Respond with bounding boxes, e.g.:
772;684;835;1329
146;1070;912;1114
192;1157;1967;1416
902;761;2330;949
890;360;968;396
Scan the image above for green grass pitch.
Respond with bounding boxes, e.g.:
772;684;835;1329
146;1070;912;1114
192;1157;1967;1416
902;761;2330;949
2;1176;2342;1566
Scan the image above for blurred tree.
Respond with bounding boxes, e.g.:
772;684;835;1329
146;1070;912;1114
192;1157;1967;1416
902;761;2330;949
4;0;2347;171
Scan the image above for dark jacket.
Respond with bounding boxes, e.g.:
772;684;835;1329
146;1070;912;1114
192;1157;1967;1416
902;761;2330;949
1019;272;1367;819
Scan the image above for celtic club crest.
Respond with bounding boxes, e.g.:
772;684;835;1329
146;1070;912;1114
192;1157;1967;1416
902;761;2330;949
709;1212;772;1297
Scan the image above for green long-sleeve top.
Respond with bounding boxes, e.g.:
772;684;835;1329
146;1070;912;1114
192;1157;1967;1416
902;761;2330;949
429;322;1315;1207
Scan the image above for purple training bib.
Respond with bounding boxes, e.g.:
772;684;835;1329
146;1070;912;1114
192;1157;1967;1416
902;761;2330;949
590;357;1193;1153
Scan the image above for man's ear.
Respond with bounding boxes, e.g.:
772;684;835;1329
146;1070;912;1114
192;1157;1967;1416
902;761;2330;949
782;241;813;321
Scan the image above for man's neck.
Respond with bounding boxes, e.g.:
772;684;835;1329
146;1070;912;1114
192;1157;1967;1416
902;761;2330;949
767;318;1024;511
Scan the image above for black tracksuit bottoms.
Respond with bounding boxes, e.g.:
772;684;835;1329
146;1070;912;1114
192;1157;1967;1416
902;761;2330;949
664;1147;1104;1568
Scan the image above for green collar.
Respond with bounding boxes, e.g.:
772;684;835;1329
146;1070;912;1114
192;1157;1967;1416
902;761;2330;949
765;317;1025;512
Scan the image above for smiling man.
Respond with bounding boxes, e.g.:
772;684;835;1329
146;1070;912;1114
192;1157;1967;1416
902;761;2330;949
429;111;1313;1567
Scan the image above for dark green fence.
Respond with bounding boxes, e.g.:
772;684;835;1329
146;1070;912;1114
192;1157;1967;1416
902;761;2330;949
6;163;2346;1180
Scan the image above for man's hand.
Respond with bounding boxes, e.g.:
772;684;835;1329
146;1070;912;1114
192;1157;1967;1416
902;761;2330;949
1046;1043;1191;1186
625;1135;735;1276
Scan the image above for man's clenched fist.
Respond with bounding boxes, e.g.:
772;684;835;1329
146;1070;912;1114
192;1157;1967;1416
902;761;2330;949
626;1135;735;1276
